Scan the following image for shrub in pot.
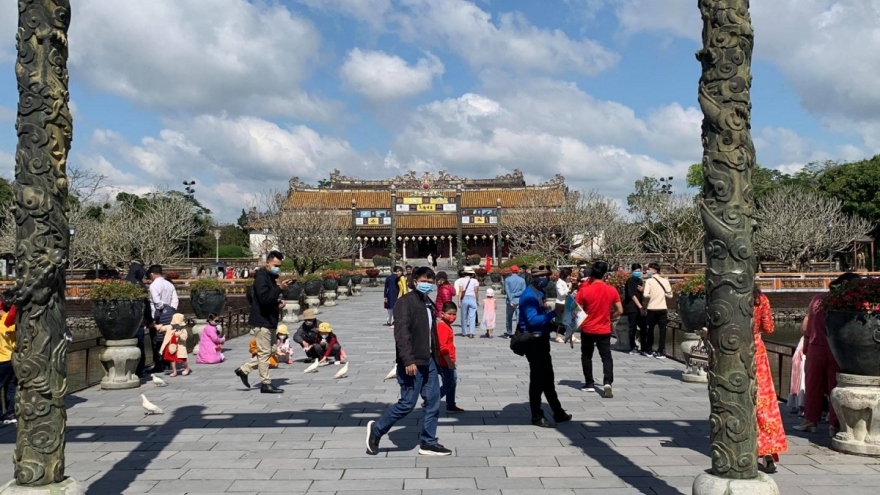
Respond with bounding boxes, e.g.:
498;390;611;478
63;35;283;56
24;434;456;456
323;270;340;291
302;273;324;296
190;278;227;319
365;268;380;279
90;280;147;341
673;274;706;334
282;277;303;301
337;269;352;287
823;277;880;377
351;269;364;285
489;267;502;283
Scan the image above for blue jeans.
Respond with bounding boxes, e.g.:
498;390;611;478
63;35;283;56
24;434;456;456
439;366;457;410
461;296;478;335
505;302;517;336
373;360;440;446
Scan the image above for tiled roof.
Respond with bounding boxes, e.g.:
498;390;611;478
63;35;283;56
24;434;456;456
396;215;458;230
285;187;564;210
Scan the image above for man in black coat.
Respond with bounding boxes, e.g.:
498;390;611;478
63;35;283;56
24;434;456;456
235;251;291;393
366;266;451;457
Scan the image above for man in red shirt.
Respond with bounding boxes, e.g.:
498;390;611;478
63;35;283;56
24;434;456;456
574;261;623;398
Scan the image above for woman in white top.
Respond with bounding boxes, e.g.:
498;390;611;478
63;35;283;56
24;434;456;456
554;267;580;344
455;268;480;339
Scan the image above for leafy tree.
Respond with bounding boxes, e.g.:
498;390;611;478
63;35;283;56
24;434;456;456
237;209;250;231
817;156;880;230
686;162;793;199
0;178;13;205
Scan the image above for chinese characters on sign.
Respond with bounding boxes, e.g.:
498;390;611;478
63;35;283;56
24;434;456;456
355;209;392;225
395;196;458;213
461;208;498;225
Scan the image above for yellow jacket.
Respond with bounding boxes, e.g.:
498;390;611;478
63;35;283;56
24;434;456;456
0;320;15;362
398;275;409;297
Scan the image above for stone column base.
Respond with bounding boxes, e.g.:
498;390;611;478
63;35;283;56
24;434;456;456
0;477;84;495
351;285;362;296
324;292;337;307
831;373;880;456
337;287;349;301
610;318;628;351
681;334;709;383
189;319;207;355
692;472;779;495
99;339;141;390
304;296;321;315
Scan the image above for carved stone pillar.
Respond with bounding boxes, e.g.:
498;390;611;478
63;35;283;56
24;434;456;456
693;1;778;493
1;1;84;493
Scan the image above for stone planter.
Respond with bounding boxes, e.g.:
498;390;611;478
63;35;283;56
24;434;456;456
337;285;350;301
826;311;880;377
323;278;339;291
351;275;363;296
191;289;226;319
830;373;880;456
323;290;338;307
304;280;323;297
93;299;144;341
283;283;304;301
304;295;321;315
677;294;707;334
282;300;300;323
351;275;363;286
338;275;352;287
610;317;628;351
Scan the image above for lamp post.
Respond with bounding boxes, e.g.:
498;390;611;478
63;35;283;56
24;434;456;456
827;219;834;272
496;198;502;265
214;229;221;263
183;180;196;259
351;199;357;267
456;185;463;270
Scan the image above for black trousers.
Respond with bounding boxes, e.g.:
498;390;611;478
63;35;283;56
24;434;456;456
626;312;646;351
307;343;341;361
135;326;146;377
581;334;613;386
148;326;165;372
0;361;17;416
524;335;565;421
645;309;669;354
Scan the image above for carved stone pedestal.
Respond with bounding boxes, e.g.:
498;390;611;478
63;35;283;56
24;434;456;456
831;373;880;456
282;300;300;324
323;291;337;307
610;317;628;351
351;284;362;296
189;319;207;355
681;333;709;383
693;472;779;495
99;339;141;390
305;296;321;315
0;477;84;495
337;286;349;301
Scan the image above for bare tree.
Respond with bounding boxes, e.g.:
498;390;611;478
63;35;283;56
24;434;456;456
755;186;874;271
257;191;357;274
68;164;109;204
0;207;15;258
636;194;703;273
597;215;644;269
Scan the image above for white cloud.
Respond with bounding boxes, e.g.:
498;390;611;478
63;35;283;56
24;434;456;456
79;114;373;220
340;49;444;101
297;0;393;29
66;0;336;121
0;1;15;63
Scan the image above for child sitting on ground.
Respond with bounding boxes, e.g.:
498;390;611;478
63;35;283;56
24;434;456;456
316;322;346;365
247;325;289;369
482;288;497;339
437;301;464;413
275;326;293;365
195;314;225;364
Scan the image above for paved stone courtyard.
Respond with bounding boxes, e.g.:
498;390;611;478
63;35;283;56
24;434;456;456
0;287;878;494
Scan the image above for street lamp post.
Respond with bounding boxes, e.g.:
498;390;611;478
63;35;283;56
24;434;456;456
214;229;221;263
827;220;834;272
351;199;357;267
183;180;196;259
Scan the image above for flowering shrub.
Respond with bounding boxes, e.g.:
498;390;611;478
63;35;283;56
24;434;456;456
674;274;705;297
824;277;880;313
499;267;512;277
189;278;224;292
322;270;340;280
89;280;147;301
606;268;630;289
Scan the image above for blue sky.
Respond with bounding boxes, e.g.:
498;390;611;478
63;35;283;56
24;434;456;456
0;0;876;221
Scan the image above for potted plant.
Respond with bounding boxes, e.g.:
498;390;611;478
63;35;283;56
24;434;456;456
322;270;340;291
90;280;147;341
474;267;488;279
489;267;503;283
302;273;324;296
674;274;706;334
823;277;880;376
190;278;227;319
337;269;352;287
606;268;629;298
351;269;364;286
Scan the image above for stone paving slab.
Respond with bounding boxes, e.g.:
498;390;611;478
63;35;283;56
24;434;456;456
0;286;877;494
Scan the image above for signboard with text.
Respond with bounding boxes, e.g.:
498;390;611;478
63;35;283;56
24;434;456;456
355;209;392;225
461;208;497;225
395;196;457;213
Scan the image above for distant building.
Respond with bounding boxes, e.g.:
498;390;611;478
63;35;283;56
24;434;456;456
248;169;567;264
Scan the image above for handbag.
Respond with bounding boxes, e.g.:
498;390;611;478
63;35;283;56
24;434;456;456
510;328;531;356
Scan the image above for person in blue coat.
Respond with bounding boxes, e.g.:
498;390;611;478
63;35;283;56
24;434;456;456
518;264;571;428
384;266;404;326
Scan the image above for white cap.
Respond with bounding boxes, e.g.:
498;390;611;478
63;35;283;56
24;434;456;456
486;288;495;297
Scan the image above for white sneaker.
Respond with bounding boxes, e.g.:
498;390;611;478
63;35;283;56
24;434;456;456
603;384;613;399
581;385;596;393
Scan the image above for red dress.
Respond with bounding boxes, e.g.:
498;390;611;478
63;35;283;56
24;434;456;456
162;333;182;363
754;293;788;458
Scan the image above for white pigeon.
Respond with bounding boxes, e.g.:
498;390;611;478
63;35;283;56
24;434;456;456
303;358;320;374
384;366;396;380
151;374;167;387
333;362;349;379
140;394;164;415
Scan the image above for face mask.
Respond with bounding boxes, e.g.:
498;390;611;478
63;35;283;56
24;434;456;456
534;277;549;289
632;271;642;278
304;320;314;327
416;282;435;294
644;271;654;278
269;266;280;275
442;314;457;324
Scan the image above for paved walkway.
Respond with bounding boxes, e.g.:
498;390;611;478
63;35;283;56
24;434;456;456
1;288;878;494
